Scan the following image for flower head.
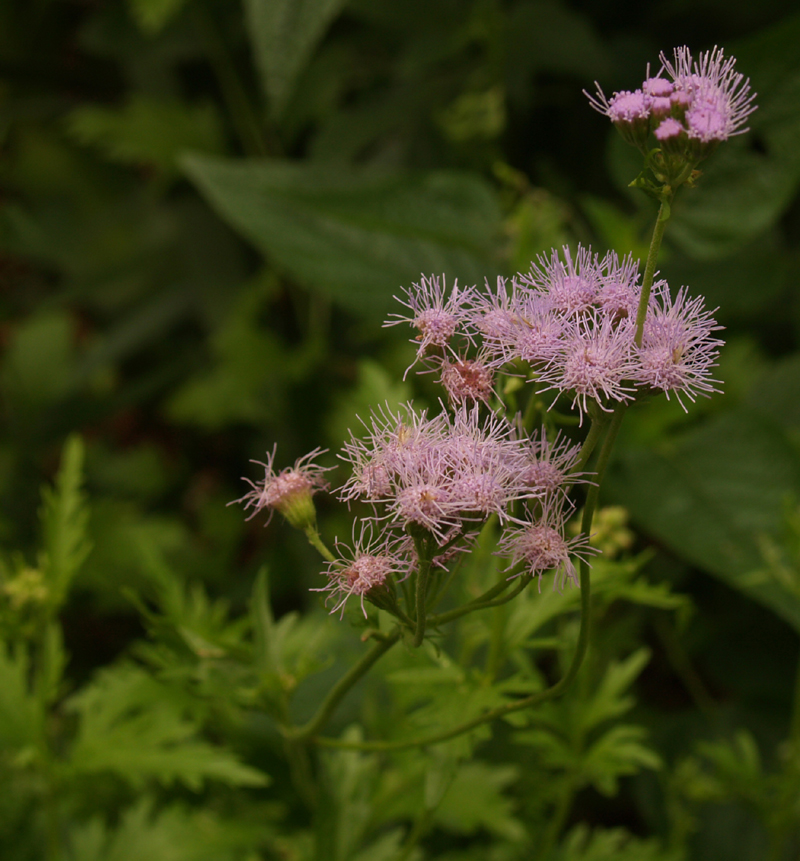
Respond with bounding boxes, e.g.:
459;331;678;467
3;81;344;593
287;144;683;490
232;446;331;529
660;46;757;143
535;311;637;423
522;245;603;317
498;502;597;591
313;523;411;617
384;275;474;374
633;282;724;408
586;45;756;162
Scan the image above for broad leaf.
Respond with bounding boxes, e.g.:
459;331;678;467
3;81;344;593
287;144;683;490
182;154;503;317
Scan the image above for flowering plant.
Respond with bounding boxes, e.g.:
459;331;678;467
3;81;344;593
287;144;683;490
233;47;747;769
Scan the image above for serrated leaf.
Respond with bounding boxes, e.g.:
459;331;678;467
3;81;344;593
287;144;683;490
69;797;244;861
557;824;680;861
435;762;525;842
40;434;91;608
581;724;661;796
182;154;503;317
65;664;269;790
0;644;42;751
578;648;651;733
244;0;347;116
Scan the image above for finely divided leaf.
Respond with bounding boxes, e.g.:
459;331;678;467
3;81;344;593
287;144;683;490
65;664;269;790
39;435;91;609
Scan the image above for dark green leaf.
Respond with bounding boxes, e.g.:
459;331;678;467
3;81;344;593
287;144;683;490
182;154;503;317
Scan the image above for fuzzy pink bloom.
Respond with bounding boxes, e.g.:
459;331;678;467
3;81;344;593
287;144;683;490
633;283;724;408
312;524;411;617
436;349;500;405
384;274;475;374
231;446;331;527
660;46;757;142
597;251;642;321
536;311;637;423
522;245;603;317
340;402;542;542
498;502;597;591
519;429;588;498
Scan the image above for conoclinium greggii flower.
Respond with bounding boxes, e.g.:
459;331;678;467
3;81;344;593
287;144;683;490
231;446;331;530
585;45;756;159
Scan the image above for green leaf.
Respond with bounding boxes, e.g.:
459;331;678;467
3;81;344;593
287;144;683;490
435;762;526;842
39;435;91;609
69;797;245;861
607;406;800;632
66;97;224;179
65;664;269;790
578;648;651;734
581;724;662;796
244;0;347;116
127;0;191;34
182;154;503;317
317;728;380;861
557;824;680;861
0;644;42;752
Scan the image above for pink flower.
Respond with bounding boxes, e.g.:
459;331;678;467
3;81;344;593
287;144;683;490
312;524;411;617
231;446;331;529
660;46;757;142
633;283;724;408
536;310;637;423
384;274;474;374
498;502;597;591
522;245;603;317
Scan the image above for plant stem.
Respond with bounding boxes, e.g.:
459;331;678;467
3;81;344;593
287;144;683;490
414;559;433;647
428;572;530;626
304;525;336;562
286;627;402;742
634;195;672;346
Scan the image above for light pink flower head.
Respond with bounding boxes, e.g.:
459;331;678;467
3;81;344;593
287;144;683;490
231;446;331;529
384;274;475;374
312;523;412;618
633;282;724;409
660;46;757;142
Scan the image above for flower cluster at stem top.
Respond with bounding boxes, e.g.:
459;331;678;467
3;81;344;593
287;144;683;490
586;45;756;161
232;43;749;623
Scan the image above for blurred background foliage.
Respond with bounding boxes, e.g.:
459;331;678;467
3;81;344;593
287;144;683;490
2;0;800;857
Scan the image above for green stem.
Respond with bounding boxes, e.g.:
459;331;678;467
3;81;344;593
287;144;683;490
428;572;530;626
286;628;402;741
575;413;608;473
534;779;577;861
304;525;336;563
634;196;672;347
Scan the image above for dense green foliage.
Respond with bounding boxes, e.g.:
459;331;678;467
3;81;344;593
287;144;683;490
2;1;800;859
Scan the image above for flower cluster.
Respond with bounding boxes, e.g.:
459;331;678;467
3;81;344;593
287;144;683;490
586;45;756;157
391;247;724;422
232;44;745;624
335;402;592;596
